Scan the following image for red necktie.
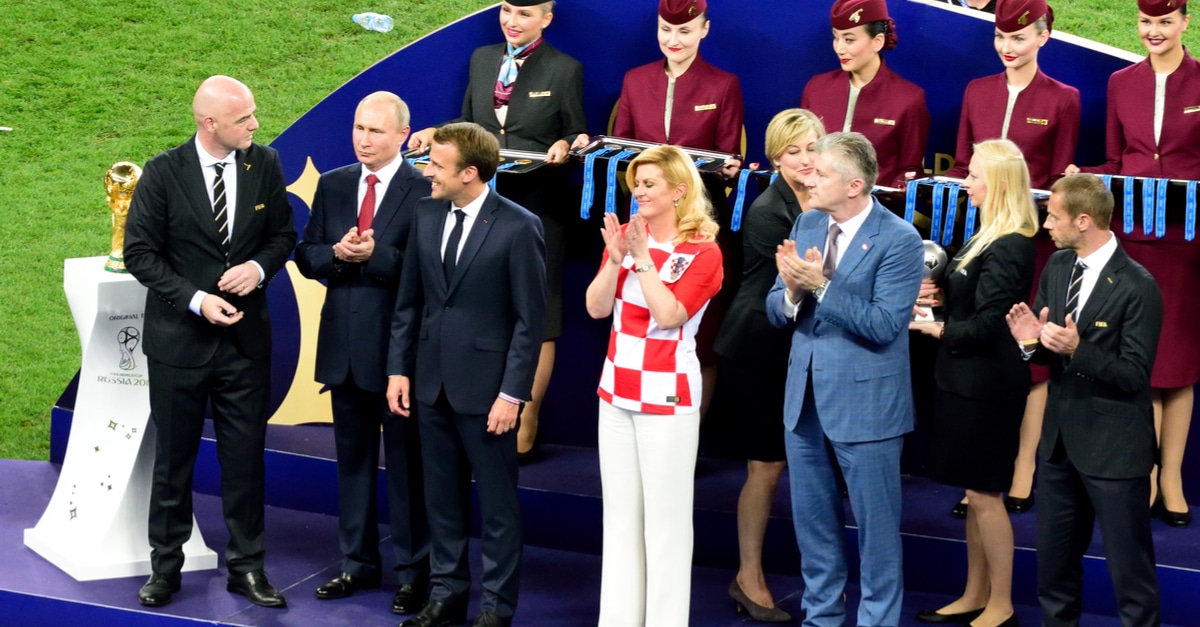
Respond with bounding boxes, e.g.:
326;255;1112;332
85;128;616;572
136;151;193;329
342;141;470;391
358;173;379;234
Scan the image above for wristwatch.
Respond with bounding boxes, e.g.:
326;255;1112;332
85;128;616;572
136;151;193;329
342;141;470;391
811;278;830;300
634;262;655;273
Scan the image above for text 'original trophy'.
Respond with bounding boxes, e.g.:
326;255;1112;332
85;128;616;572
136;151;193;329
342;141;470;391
104;162;142;273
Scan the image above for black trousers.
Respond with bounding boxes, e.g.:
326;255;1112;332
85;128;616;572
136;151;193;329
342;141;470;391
417;389;521;618
329;379;428;583
147;334;269;575
1036;437;1161;627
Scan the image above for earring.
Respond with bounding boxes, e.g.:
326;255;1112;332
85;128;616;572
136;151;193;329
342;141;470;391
673;198;680;207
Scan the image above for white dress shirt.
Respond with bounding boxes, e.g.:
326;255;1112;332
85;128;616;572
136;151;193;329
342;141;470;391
358;154;405;220
189;137;264;314
441;186;490;263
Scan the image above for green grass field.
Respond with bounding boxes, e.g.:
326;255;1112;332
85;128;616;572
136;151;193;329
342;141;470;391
0;1;1190;460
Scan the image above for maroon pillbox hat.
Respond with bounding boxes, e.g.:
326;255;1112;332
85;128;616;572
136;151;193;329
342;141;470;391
995;0;1051;33
1139;0;1187;17
658;0;707;25
830;0;890;30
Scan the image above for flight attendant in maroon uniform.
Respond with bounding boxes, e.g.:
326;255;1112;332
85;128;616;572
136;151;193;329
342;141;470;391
801;0;931;189
1067;0;1198;528
613;0;745;417
944;0;1080;519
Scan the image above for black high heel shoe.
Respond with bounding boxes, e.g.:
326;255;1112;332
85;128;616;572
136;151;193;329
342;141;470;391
1004;492;1035;513
728;578;792;623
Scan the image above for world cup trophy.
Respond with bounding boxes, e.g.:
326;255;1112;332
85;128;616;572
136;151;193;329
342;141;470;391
914;240;948;322
104;161;142;273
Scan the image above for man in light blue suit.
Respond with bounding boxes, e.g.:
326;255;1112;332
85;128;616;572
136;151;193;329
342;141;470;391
767;132;924;627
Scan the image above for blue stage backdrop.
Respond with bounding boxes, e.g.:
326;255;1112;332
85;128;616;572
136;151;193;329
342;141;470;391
251;0;1200;490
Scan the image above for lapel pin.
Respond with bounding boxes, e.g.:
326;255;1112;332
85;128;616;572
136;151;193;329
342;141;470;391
861;243;869;250
482;219;489;224
244;163;251;171
1106;277;1113;284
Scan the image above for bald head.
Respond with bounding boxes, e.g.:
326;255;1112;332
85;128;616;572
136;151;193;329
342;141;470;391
193;75;259;159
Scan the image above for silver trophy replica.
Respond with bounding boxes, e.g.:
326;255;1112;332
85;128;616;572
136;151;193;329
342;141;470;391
914;240;948;322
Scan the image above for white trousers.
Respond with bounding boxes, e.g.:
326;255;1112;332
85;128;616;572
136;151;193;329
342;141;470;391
597;400;700;627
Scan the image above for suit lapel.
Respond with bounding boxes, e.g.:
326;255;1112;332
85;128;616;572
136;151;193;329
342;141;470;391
833;200;882;279
230;148;259;257
371;162;414;233
1076;247;1127;329
176;140;226;250
447;191;498;297
335;164;363;235
428;200;453;292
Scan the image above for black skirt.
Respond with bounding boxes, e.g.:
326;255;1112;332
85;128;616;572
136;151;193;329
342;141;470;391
924;387;1024;493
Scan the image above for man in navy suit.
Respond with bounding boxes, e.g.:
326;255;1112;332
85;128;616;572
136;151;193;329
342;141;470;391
1007;175;1162;627
124;75;296;608
387;122;546;627
766;132;924;627
294;91;430;614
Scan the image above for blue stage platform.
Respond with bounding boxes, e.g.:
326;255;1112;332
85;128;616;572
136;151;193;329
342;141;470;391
14;412;1200;626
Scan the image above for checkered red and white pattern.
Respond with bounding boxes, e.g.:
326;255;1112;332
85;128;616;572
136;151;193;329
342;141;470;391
596;229;722;415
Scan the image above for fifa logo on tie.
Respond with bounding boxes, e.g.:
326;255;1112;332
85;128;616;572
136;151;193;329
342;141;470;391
117;326;140;371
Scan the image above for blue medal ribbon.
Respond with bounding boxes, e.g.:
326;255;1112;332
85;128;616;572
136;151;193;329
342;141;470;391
1101;174;1113;190
1156;177;1169;238
731;169;752;232
1123;176;1135;234
1187;181;1197;242
605;150;635;214
770;171;779;186
904;179;919;224
930;182;946;243
579;148;613;219
1142;177;1156;236
964;192;979;243
941;184;960;246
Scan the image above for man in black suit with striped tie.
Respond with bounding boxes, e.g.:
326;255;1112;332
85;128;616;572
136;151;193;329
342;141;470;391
124;75;296;609
1007;174;1162;626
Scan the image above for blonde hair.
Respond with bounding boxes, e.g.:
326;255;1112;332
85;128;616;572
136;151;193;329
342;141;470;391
764;108;826;165
625;145;719;244
954;139;1039;271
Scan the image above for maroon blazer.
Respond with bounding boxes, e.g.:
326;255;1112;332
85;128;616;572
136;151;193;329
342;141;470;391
1081;50;1200;179
946;69;1080;189
801;61;930;188
614;55;744;154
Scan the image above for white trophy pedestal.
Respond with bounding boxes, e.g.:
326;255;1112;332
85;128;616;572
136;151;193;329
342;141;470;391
24;257;217;581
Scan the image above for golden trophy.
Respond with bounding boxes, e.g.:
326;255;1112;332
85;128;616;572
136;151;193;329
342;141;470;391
104;161;142;273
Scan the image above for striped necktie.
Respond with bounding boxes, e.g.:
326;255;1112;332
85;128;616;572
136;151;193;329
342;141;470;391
1066;259;1086;320
213;162;230;256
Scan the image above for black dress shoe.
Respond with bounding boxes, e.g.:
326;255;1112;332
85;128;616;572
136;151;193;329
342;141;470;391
951;501;969;519
916;607;985;624
400;600;467;627
471;610;513;627
392;583;428;615
1160;506;1194;527
227;569;286;608
138;572;181;607
1005;493;1035;513
315;571;381;599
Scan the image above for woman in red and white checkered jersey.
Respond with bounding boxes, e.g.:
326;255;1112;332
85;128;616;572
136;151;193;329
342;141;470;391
585;145;723;626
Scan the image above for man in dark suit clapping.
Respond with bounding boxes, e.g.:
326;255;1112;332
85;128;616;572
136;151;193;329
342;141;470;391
294;91;430;614
387;122;545;627
1007;174;1162;627
124;75;296;608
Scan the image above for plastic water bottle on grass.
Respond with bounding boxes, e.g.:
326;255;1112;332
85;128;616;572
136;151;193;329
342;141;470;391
352;13;394;33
